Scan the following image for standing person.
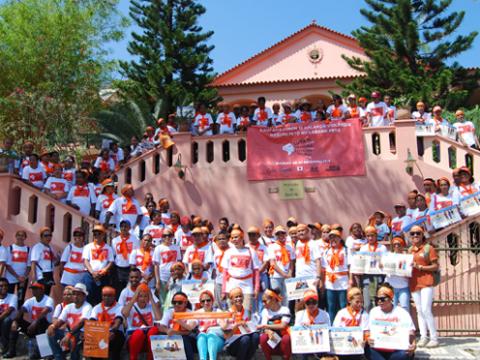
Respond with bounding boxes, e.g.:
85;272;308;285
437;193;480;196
21;154;47;189
175;216;193;255
326;95;349;121
295;99;313;122
61;156;76;187
5;282;53;359
154;228;181;303
429;177;459;212
66;170;97;216
406;190;419;219
368;211;391;245
253;96;273;126
90;286;125;360
246;226;270;313
260;218;275;246
412;101;431;124
82;225;114;305
30;227;57;295
347;94;364;120
391;204;412;238
278;102;297;125
212;231;230;310
47;283;92;360
5;230;30;305
95;179;117;224
143;210;166;246
129;234;155;288
44;165;70;203
59;227;87;287
221;229;260;313
423;178;437;208
236;105;252;131
194;103;214;136
258;288;292;360
93;149;115;175
386;238;411;311
111;220;140;295
271;103;281;125
158;198;171;225
105;185;143;232
217;103;236;134
366;91;390;127
0;278;17;357
268;225;295;305
295;224;320;279
345;223;366;287
384;95;396;122
409;226;439;348
321;230;349;322
451;167;479;199
453;109;479;149
182;227;213;272
195;290;225;360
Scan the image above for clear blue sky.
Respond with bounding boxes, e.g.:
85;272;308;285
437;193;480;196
113;0;480;73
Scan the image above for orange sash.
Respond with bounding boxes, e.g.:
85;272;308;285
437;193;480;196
118;234;130;260
300;240;310;264
368;243;378;252
329;245;344;269
98;302;117;323
307;308;319;325
346;306;360;327
93;243;107;261
192;241;209;261
141;249;152;271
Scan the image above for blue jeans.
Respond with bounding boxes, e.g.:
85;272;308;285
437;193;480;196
226;332;260;360
252;273;269;313
270;277;287;306
48;329;82;360
367;347;412;360
326;289;347;322
394;287;411;312
197;333;225;360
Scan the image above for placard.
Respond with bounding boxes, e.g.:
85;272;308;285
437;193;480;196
238;319;259;335
429;205;462;229
36;333;53;358
459;192;480;217
285;276;317;300
381;253;414;277
83;320;110;358
181;280;215;304
349;252;382;275
291;325;330;354
370;320;411;350
415;124;435;136
151;335;187;360
267;331;282;348
329;327;364;355
279;180;305;200
440;125;457;140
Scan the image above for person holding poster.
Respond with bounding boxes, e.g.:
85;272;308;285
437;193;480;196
321;230;349;322
182;227;213;273
129;234;155;288
345;223;367;287
154;227;181;303
294;289;330;326
246;226;269;313
429;178;459;212
59;227;87;288
122;283;162;360
258;288;292;360
359;227;387;311
367;284;416;360
90;286;125;360
386;238;411;311
157;292;198;360
451;167;479;200
391;204;411;238
295;224;321;279
195;290;225;360
409;226;440;348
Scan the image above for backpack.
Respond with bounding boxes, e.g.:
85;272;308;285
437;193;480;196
423;243;441;287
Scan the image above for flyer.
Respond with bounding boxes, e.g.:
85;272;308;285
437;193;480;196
329;327;364;355
459;192;480;217
151;335;187;360
36;333;53;358
429;205;462;230
290;325;330;354
83;320;110;358
266;331;282;349
181;280;215;304
370;320;411;350
285;276;317;300
350;252;382;275
381;253;414;277
415;124;435;136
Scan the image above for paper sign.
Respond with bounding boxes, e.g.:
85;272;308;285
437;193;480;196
429;205;462;230
151;335;187;360
370;320;411;350
459;192;480;217
285;276;317;300
329;327;364;355
279;180;305;200
83;320;110;358
291;325;330;354
181;280;215;304
36;333;53;357
267;331;282;348
415;124;435;136
440;125;457;140
381;253;414;277
238;319;259;335
350;252;382;275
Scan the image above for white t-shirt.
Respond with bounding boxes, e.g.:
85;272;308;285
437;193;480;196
276;113;297;125
95;194;118;223
359;243;388;254
412;111;431;124
345;236;367;264
387;105;396;121
429;192;459;212
183;243;213;271
454;121;476;146
90;302;123;325
321;246;349;290
118;286;159;306
294;309;330;326
194;113;214;136
267;242;295;278
62;168;76;186
93;157;115;172
221;247;260;294
144;224;166;247
44;177;71;200
196;308;220;333
31;243;54;279
295;240;320;277
217;112;236;134
326;104;349;120
247;243;268;267
175;227;193;252
367;305;415;347
153;244;181;282
67;184;97;216
333;307;369;331
111;234;140;268
260;306;291;325
22;166;46;188
59;302;92;331
295;110;313;123
22;295;54;322
367;101;389;127
126;303;156;330
6;244;31;284
107;197;143;231
82;242;114;272
60;244;86;285
391;216;412;236
0;293;18;320
129;249;155;287
53;303;66;320
212;245;231;285
253;107;273;126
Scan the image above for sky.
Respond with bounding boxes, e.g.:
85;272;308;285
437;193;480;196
112;0;480;74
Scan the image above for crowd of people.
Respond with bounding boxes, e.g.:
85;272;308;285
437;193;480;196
0;162;478;359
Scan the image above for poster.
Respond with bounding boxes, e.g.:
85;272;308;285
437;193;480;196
459;192;480;217
329;327;364;355
181;280;215;304
370;320;411;350
429;205;462;229
83;320;110;358
285;276;317;300
415;124;435;136
36;334;53;357
381;253;414;277
247;120;366;181
151;335;187;360
290;325;330;354
349;252;382;275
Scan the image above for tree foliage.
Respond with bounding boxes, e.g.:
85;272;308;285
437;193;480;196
0;0;127;149
120;0;218;118
341;0;479;110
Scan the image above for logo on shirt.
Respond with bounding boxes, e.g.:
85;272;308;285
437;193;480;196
122;204;138;215
67;312;82;328
12;250;28;263
32;306;45;320
132;312;152;327
161;250;177;264
231;255;251;269
70;251;83;263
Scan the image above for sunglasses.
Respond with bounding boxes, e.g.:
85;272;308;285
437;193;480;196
375;296;390;303
200;298;212;304
172;300;185;305
306;300;317;305
409;231;422;236
42;234;52;237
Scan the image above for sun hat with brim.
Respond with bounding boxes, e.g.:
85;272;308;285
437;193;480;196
328;230;342;238
73;283;89;296
274;225;287;234
93;224;106;233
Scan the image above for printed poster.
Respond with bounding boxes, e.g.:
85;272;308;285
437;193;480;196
429;205;462;230
291;325;330;354
381;253;414;277
181;280;215;304
329;327;364;355
459;192;480;217
415;124;435;136
83;320;110;358
285;276;317;300
151;335;187;360
370;320;411;350
349;252;382;275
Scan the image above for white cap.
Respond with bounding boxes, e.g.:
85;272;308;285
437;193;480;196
73;283;89;296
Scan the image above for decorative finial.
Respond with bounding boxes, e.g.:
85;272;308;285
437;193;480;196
312;19;317;24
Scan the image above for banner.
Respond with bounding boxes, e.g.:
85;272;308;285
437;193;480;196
459;192;480;217
329;327;364;355
285;276;317;300
151;335;187;360
429;205;462;230
181;280;215;304
350;252;382;275
291;325;330;354
246;120;366;181
83;320;110;358
381;253;414;277
172;311;232;321
370;319;411;350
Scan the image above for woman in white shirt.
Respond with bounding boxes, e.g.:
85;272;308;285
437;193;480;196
429;177;459;213
386;237;411;311
195;290;225;360
294;289;330;326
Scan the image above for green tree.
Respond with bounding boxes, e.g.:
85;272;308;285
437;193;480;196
341;0;479;110
0;0;127;148
120;0;218;118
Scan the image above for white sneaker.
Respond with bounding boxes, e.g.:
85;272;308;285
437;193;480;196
426;339;439;348
417;337;429;347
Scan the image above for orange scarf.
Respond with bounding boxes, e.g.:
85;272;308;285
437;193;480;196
329;245;344;269
258;109;268;120
216;248;227;273
141;248;152;271
346;306;360;327
93;242;107;261
460;184;475;195
276;241;290;266
350;106;359;117
192;273;203;280
99;160;109;172
73;185;88;197
200;116;208;128
300;111;311;122
307;308;319;325
193;241;209;261
368;243;378;252
300;240;310;264
98;301;117;323
232;307;245;323
123;195;133;212
118;234;130;260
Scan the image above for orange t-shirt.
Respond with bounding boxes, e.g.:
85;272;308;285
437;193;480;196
410;243;438;292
